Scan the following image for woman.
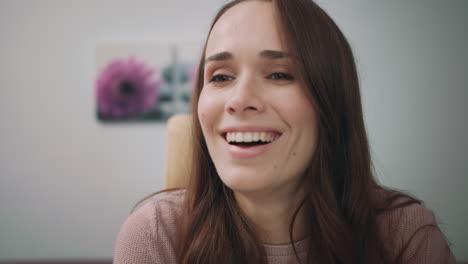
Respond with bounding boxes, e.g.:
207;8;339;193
114;0;455;263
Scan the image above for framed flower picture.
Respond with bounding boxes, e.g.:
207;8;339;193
95;43;201;122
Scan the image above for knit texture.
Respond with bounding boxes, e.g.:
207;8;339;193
113;191;455;264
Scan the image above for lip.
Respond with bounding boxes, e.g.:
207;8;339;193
219;126;282;159
219;125;282;135
225;141;275;159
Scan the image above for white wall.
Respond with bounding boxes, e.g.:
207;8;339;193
315;1;468;261
0;0;466;261
0;0;223;260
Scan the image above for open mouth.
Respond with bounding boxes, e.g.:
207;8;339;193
223;131;281;146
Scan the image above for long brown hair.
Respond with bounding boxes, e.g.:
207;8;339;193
169;0;430;263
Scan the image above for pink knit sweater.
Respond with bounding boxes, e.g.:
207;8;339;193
113;191;455;264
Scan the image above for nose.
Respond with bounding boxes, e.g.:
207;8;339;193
225;77;265;115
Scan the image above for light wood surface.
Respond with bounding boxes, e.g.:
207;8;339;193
165;114;193;189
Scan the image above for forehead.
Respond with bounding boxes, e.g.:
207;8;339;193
205;1;286;57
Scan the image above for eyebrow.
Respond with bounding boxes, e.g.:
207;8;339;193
259;50;291;59
204;50;291;64
205;51;233;63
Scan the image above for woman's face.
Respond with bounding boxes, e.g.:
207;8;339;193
198;1;318;195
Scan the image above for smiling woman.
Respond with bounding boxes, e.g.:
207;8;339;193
113;0;455;263
199;8;318;195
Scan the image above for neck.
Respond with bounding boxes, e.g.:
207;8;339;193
234;187;308;245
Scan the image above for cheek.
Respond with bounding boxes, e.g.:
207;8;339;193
279;93;317;128
197;90;222;136
197;91;211;128
284;93;318;157
297;102;318;147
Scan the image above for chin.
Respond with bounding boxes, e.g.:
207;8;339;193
217;168;275;194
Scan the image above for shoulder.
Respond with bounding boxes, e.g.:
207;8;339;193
376;194;455;263
113;190;185;264
377;196;435;233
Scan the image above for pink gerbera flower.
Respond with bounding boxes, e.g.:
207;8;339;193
96;57;160;119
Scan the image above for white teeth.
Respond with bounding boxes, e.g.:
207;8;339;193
225;131;280;143
235;132;242;142
253;132;259;141
244;132;253;142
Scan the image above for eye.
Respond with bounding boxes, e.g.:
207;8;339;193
209;74;235;83
267;72;294;81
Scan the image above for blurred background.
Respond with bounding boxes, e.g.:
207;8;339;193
0;0;466;262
